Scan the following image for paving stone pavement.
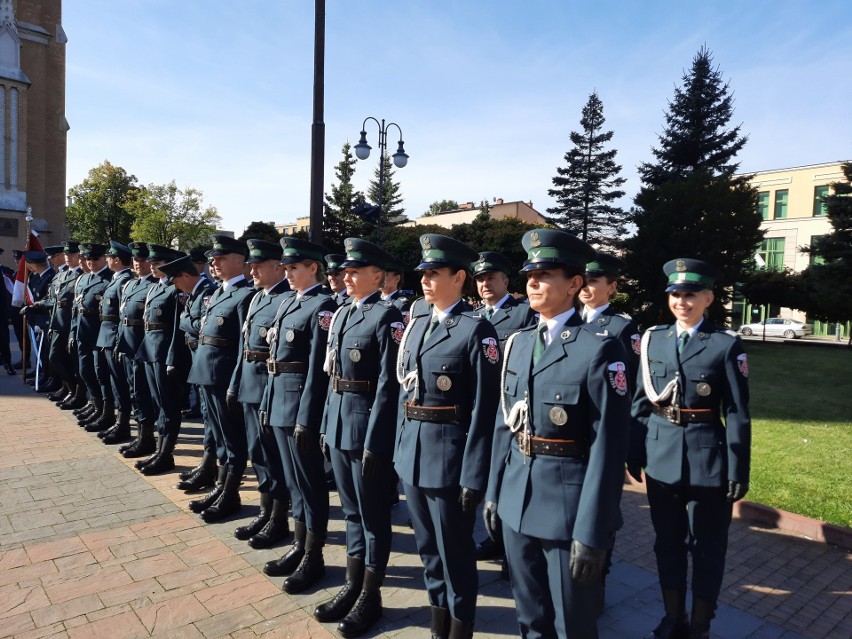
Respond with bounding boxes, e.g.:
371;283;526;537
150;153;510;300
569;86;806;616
0;372;849;638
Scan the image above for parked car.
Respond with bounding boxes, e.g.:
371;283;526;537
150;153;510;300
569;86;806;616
740;318;811;339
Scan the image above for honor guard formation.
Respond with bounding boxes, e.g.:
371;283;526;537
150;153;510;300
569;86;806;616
8;230;751;639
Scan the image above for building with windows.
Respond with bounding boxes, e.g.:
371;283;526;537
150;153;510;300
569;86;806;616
401;198;546;229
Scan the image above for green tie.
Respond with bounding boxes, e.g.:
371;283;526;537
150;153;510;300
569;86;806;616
678;331;690;355
484;307;493;321
423;315;440;343
532;324;548;365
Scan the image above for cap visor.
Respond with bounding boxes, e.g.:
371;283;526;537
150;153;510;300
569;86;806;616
415;259;454;271
280;256;308;265
665;282;706;293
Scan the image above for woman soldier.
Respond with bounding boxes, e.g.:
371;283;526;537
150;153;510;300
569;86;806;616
395;234;501;639
627;259;750;639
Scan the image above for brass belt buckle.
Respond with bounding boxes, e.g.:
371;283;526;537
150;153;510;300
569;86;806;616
666;405;681;424
267;360;276;374
520;433;531;456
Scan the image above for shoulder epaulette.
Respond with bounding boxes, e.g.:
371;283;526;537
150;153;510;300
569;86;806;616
722;329;740;339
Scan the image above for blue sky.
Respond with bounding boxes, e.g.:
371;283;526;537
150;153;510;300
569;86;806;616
64;1;852;235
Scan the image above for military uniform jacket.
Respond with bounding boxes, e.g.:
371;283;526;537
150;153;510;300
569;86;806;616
321;291;404;456
629;322;751;488
176;277;217;352
43;266;81;333
385;289;413;324
260;285;337;430
187;278;254;388
95;269;134;349
588;306;640;385
116;274;156;357
27;268;55;331
75;268;114;345
485;313;631;547
229;278;290;404
394;301;501;493
476;296;538;350
135;281;183;364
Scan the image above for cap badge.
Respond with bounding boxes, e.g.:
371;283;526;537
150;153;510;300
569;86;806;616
530;231;541;248
676;260;687;272
422;236;432;250
344;239;354;251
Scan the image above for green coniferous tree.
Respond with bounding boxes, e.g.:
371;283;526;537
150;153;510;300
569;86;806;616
367;153;405;226
622;47;763;327
323;142;366;251
547;91;626;247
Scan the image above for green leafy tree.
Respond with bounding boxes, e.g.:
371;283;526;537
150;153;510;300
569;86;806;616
367;153;405;224
127;181;221;250
239;221;281;243
66;161;139;243
422;199;459;217
323;142;367;251
740;268;808;312
622;47;763;327
547;91;627;246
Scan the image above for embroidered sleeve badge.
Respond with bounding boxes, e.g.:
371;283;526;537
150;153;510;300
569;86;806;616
390;321;405;344
482;336;500;365
631;334;641;355
737;353;749;377
607;361;628;396
318;310;333;331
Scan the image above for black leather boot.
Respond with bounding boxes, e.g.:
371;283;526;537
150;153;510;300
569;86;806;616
430;606;450;639
200;470;243;522
263;520;306;577
188;466;227;513
78;398;104;426
248;497;290;549
337;567;383;637
447;617;474;639
178;449;213;481
102;412;132;444
73;399;96;417
58;383;85;408
282;530;325;594
134;433;164;470
47;382;69;402
86;401;116;432
314;555;364;622
234;491;271;540
689;598;715;639
140;432;177;475
121;422;157;458
38;378;61;393
177;450;218;491
648;589;689;639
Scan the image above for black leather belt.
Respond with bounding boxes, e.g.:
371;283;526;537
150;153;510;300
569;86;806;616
100;314;118;322
200;335;231;347
123;318;144;326
243;349;270;362
80;307;100;316
652;404;717;425
516;432;588;458
332;377;372;393
144;321;169;331
267;360;307;374
58;300;71;308
185;336;199;350
403;402;461;422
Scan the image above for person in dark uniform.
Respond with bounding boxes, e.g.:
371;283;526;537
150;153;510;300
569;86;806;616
483;229;631;639
32;246;66;393
0;248;13;375
380;260;412;322
20;251;54;386
134;244;186;474
394;234;501;639
227;239;291;547
182;245;213;419
260;237;337;595
61;255;92;411
314;238;403;636
46;242;84;404
326;254;349;305
91;242;136;441
627;259;751;639
116;242;159;458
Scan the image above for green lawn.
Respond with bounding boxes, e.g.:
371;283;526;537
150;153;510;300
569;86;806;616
744;341;852;528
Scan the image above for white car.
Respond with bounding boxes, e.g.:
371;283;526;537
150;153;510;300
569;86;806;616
739;318;810;339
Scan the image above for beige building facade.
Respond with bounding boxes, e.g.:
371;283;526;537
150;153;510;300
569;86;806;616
401;198;546;229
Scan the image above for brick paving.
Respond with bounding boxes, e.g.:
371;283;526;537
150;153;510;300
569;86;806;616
0;370;849;638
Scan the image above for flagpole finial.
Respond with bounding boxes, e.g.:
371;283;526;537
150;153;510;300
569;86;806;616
25;206;32;222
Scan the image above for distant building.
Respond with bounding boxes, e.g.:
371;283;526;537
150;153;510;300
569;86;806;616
401;199;546;229
276;216;310;237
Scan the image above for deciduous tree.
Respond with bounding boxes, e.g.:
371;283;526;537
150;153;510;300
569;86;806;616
127;181;220;250
66;161;138;243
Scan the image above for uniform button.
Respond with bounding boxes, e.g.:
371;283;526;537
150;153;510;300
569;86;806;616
555;394;562;400
442;365;448;371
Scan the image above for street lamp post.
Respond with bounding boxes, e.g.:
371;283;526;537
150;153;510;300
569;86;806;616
353;117;408;239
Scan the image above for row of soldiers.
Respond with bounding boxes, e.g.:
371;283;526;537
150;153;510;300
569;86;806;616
21;230;750;639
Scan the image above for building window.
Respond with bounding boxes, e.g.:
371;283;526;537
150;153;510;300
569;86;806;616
810;235;826;265
758;238;786;271
757;191;769;220
774;190;788;219
813;185;829;217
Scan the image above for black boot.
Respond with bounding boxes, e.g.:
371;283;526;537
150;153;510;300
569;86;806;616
47;382;69;402
282;530;325;594
263;520;306;577
140;432;177;475
73;399;97;417
689;599;715;639
314;555;364;622
430;606;450;639
248;497;290;549
200;470;243;522
177;450;218;491
86;401;116;432
337;567;383;637
122;422;157;458
58;383;85;408
648;590;689;639
102;412;132;444
179;449;213;480
38;378;61;393
447;617;474;639
234;492;271;540
188;466;226;513
78;398;104;426
134;433;164;470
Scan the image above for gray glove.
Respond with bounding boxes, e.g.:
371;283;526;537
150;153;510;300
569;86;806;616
483;500;500;542
569;540;607;584
626;460;644;483
458;486;483;514
727;481;748;503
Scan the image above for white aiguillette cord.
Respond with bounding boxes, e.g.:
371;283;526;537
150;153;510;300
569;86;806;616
396;314;421;402
640;330;679;405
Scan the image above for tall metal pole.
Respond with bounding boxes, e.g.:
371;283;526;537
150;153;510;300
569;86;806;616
308;0;326;244
376;119;387;241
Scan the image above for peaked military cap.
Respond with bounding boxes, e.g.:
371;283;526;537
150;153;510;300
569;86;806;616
663;258;721;292
519;228;595;272
24;250;47;262
386;256;407;275
324;253;345;273
246;239;283;264
146;244;183;263
472;251;512;276
279;237;328;264
187;245;211;263
128;241;149;258
105;241;132;260
44;245;64;257
415;234;479;271
339;238;397;271
210;235;248;257
63;240;80;254
586;251;625;278
158;255;197;280
81;243;108;259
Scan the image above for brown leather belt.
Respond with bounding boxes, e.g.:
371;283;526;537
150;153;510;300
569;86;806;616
267;360;307;374
403;402;460;422
123;318;144;326
80;307;100;316
185;336;199;350
144;321;169;331
243;349;270;362
516;432;589;458
652;404;717;425
100;314;119;322
332;377;372;393
200;335;231;347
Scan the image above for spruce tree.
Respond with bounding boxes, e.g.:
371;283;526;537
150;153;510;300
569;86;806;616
367;153;405;226
622;47;763;327
323;142;366;251
547;91;626;247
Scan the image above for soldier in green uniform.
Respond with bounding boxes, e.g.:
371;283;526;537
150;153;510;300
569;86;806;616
627;259;751;639
326;254;349;305
49;242;85;407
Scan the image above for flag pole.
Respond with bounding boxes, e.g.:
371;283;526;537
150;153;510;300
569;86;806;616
21;207;32;382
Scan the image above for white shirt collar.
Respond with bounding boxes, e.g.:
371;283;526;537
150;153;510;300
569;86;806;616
221;274;245;292
584;303;609;323
537;307;577;347
432;299;462;322
487;293;511;313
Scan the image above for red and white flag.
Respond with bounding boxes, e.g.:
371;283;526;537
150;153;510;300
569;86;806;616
11;230;43;306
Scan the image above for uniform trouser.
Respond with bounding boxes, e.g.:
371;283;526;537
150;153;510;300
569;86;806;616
243;402;286;497
270;426;328;534
143;361;182;437
198;390;216;454
47;331;72;380
0;317;11;364
402;482;478;623
330;447;393;572
104;348;131;412
199;385;247;474
502;525;598;639
645;475;733;602
77;342;101;400
94;348;114;405
122;355;155;425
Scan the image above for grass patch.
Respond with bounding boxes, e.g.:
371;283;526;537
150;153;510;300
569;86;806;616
744;341;852;528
